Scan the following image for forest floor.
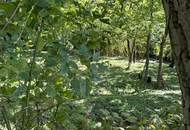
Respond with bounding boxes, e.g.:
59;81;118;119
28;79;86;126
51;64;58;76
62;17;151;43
68;57;183;130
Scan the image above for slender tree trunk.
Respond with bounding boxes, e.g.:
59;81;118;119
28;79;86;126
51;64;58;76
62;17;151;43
142;0;153;82
131;38;136;63
127;39;132;69
143;32;151;81
133;41;136;63
163;0;190;129
157;21;169;88
127;38;136;69
21;20;43;130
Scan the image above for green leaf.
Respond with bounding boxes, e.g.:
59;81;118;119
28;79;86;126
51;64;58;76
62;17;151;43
46;57;58;67
80;56;90;67
0;9;5;16
71;77;90;98
0;68;8;77
0;2;16;15
46;86;57;97
61;49;68;61
37;0;56;9
19;72;29;81
61;62;69;75
100;17;110;24
80;77;87;98
38;9;49;18
13;85;27;98
37;40;46;51
71;77;80;93
79;44;89;56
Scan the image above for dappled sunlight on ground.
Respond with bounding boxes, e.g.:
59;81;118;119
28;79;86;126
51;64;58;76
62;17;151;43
143;89;181;96
87;57;183;129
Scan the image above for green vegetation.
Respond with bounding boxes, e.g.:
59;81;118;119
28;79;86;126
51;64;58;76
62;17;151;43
0;0;190;130
0;56;182;130
88;58;182;130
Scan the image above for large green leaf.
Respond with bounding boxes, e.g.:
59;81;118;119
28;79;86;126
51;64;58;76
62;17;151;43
46;85;57;97
0;9;5;16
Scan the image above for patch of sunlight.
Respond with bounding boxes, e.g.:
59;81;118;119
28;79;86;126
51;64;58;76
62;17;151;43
121;87;136;94
109;60;128;68
74;99;86;104
95;87;112;95
76;60;88;71
164;74;176;78
99;57;166;73
170;85;180;89
128;63;144;72
143;89;181;95
101;57;128;68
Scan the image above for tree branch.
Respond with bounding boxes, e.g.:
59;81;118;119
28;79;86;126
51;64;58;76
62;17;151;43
1;105;11;130
1;1;21;33
21;19;43;129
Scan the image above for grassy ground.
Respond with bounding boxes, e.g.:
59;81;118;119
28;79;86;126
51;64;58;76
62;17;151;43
82;57;182;130
6;57;179;130
0;57;182;130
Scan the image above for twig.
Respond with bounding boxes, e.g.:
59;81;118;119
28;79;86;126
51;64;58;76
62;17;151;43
1;105;11;130
1;1;21;33
36;102;41;128
21;19;43;129
15;3;37;44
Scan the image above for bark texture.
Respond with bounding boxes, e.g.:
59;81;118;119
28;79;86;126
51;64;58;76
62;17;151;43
163;0;190;129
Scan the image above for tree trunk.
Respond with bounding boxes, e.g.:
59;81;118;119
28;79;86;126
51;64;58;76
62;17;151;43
133;41;136;63
163;0;190;129
142;0;153;82
127;38;136;69
143;32;151;81
127;39;132;69
157;20;169;88
131;38;136;63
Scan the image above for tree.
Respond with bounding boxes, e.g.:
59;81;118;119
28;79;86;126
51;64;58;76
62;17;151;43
0;0;183;129
125;38;136;69
142;0;154;82
156;18;168;88
163;0;190;129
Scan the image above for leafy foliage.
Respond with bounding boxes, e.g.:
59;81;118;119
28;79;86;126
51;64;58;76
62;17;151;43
0;0;180;130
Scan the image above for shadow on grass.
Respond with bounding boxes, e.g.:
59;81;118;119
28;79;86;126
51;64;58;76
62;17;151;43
88;57;182;129
88;92;182;129
93;59;180;96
